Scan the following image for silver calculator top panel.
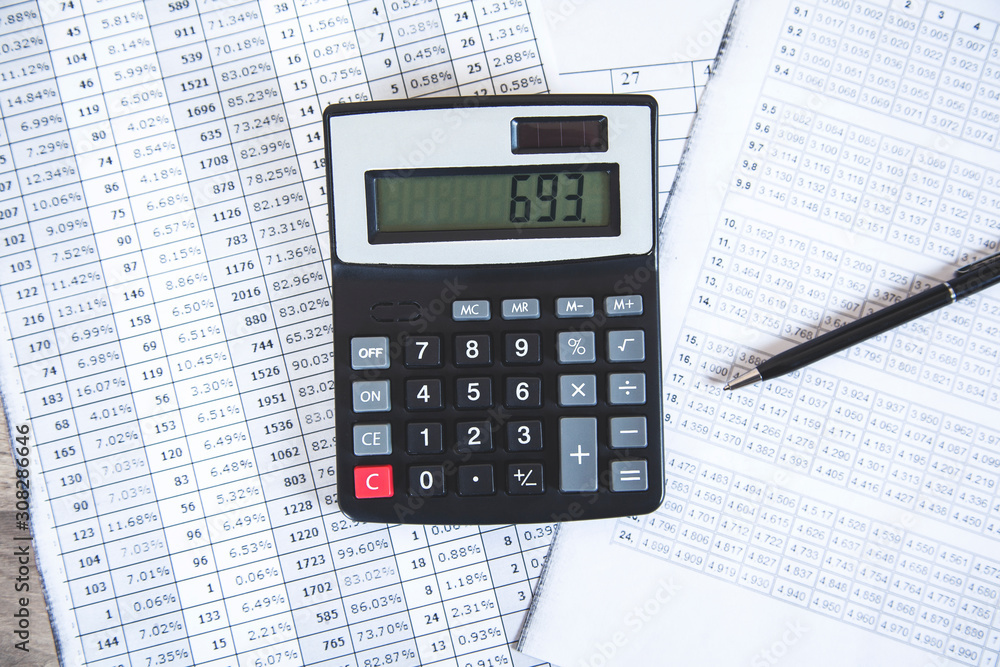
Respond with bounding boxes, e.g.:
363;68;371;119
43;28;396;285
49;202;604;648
326;97;656;266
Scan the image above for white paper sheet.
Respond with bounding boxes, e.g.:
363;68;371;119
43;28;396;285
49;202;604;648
520;0;1000;665
529;0;734;207
0;3;554;665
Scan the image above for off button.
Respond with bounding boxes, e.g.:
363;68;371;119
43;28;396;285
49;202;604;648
351;336;390;369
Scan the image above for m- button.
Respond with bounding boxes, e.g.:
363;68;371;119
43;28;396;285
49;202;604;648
556;297;594;318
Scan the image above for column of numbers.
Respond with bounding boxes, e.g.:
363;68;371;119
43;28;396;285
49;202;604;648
692;207;1000;401
615;454;1000;665
88;4;195;665
4;1;137;661
667;323;1000;539
2;1;555;666
775;0;1000;149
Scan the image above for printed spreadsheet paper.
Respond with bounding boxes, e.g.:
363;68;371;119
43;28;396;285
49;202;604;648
520;0;1000;666
0;2;557;666
527;0;734;209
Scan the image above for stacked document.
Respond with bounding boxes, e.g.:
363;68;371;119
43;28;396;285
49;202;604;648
521;0;1000;665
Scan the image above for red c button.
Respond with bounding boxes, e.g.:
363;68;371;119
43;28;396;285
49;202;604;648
354;465;393;499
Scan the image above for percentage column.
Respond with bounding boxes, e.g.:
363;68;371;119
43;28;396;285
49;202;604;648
292;2;372;104
263;0;346;262
179;4;323;666
1;1;137;664
386;2;459;97
472;0;548;95
144;2;249;665
84;3;200;666
428;527;507;663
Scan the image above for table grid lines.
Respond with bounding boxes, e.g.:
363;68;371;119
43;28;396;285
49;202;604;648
629;0;1000;665
0;1;553;665
614;453;1000;665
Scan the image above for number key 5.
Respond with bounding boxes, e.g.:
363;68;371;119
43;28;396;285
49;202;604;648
456;377;492;409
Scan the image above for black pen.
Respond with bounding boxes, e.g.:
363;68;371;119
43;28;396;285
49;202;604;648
725;251;1000;390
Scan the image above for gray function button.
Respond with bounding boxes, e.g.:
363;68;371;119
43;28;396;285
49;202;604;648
556;297;594;318
352;380;391;412
610;417;647;448
560;417;598;492
351;336;390;370
607;330;645;363
558;331;596;364
608;373;645;405
610;460;648;492
453;300;490;321
502;298;540;320
558;374;597;406
605;295;643;317
353;424;391;456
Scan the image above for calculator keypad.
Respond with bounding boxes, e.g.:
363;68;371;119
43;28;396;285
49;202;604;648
334;259;662;524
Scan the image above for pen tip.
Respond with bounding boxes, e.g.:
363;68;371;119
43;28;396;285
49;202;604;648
724;369;762;391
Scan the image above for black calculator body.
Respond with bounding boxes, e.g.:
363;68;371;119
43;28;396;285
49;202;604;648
324;95;663;524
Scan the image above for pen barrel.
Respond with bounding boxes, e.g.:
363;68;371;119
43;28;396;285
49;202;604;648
761;284;954;379
952;255;1000;299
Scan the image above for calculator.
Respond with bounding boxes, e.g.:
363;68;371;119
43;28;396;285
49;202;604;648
324;95;663;524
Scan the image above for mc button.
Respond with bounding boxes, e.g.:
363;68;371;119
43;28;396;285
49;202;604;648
453;300;490;321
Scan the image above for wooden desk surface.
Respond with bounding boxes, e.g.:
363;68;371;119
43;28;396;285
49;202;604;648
0;406;61;666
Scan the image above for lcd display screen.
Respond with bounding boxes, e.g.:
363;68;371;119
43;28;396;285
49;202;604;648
367;164;620;242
